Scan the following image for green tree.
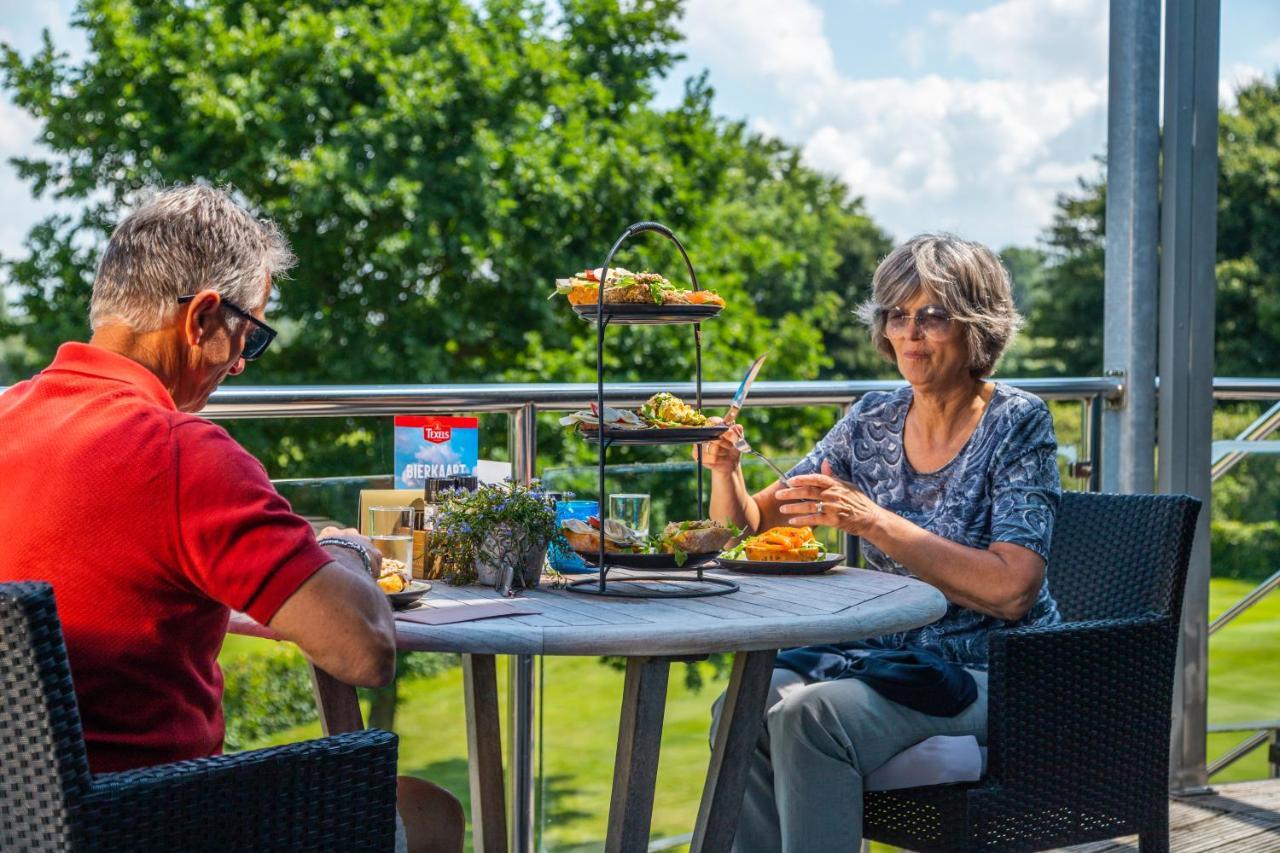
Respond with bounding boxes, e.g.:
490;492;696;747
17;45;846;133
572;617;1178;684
1;0;889;480
1012;75;1280;379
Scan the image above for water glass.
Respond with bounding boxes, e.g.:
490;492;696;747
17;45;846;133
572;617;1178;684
367;505;416;577
609;493;651;540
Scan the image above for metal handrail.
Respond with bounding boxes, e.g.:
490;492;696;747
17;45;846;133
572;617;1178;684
1212;401;1280;481
1209;569;1280;637
1208;730;1272;777
1208;720;1280;732
194;377;1124;419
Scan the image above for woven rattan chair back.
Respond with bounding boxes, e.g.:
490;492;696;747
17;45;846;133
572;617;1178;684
0;582;93;851
1046;492;1199;624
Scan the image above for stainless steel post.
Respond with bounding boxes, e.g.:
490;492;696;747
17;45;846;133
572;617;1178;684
509;654;537;853
1102;0;1160;494
1160;0;1220;794
509;404;539;851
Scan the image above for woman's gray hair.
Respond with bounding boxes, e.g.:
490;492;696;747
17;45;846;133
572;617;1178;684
89;185;295;332
856;233;1022;377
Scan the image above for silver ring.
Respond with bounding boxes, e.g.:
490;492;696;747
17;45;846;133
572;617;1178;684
814;501;825;515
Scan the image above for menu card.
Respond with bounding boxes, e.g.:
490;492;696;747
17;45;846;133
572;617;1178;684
395;599;540;625
394;416;479;488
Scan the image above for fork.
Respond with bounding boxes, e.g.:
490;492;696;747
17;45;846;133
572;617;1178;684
732;434;792;488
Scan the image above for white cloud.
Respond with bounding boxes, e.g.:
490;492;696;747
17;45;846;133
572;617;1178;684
926;0;1108;81
0;99;54;261
678;0;1110;247
1220;62;1265;108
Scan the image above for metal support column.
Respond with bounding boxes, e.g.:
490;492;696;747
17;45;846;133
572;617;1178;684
509;404;539;851
1102;0;1160;494
1160;0;1220;794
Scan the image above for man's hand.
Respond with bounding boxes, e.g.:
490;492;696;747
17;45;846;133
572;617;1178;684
317;526;382;576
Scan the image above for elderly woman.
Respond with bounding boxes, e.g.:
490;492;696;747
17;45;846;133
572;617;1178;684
700;233;1061;852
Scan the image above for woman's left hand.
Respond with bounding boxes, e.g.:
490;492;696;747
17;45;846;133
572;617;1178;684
776;460;883;535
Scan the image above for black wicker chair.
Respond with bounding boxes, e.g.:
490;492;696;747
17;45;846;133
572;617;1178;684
863;491;1201;853
0;581;399;852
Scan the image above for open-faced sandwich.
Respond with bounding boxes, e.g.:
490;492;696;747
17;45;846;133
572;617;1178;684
638;392;707;427
560;393;710;432
552;267;725;307
656;519;737;559
722;526;824;562
376;558;412;592
561;517;647;554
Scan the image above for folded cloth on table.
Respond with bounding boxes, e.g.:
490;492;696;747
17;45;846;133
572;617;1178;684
774;641;977;717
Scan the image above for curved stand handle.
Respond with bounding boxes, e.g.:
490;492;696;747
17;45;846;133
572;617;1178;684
593;222;705;590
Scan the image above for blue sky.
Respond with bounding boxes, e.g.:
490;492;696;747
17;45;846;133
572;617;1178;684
2;0;1278;261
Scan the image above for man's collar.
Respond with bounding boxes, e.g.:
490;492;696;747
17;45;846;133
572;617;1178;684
44;342;178;411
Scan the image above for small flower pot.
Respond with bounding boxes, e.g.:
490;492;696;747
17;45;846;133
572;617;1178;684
475;525;549;590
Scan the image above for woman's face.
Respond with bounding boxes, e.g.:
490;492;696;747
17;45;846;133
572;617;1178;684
884;290;972;392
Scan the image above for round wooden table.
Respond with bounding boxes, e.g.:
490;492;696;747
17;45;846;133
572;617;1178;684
233;565;947;853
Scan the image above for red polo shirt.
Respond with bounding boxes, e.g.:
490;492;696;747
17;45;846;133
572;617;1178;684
0;343;331;772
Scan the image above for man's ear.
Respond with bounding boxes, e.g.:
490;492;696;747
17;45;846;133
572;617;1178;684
182;290;223;348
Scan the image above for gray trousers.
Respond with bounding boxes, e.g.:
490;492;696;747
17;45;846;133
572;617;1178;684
713;668;989;853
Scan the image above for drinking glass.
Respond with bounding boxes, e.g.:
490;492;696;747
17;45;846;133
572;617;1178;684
367;505;416;578
549;499;598;574
609;493;651;540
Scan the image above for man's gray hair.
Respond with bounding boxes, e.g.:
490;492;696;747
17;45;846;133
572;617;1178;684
856;233;1022;377
89;185;295;332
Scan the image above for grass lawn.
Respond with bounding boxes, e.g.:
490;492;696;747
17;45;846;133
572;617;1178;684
221;577;1277;850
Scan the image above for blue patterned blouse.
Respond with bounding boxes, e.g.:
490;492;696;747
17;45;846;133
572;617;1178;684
786;382;1062;670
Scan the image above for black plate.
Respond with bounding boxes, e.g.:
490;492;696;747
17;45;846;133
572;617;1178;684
716;553;845;575
580;424;729;446
572;303;723;325
573;550;720;571
387;580;432;609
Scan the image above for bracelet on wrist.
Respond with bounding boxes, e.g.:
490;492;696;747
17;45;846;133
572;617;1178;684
317;536;375;577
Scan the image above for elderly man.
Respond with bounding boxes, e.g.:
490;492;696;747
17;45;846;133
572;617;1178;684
0;185;460;852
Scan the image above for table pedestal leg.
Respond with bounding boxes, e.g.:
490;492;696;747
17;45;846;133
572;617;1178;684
690;649;778;853
464;654;509;853
308;664;364;735
605;656;672;853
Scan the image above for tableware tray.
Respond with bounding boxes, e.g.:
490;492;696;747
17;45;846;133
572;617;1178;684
572;303;722;325
716;553;845;575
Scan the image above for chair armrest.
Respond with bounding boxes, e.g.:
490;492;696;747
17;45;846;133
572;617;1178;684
74;730;398;852
983;615;1175;798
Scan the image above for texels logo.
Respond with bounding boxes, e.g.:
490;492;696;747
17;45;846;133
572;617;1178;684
424;425;453;444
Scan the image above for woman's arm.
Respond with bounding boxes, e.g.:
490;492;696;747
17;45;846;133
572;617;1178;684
788;399;1059;622
699;421;801;533
782;459;1047;622
858;506;1044;621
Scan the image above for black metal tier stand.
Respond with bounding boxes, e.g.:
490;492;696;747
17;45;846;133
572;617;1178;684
565;221;737;599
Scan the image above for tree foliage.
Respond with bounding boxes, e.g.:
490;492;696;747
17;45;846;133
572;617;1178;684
1018;75;1280;379
1;0;891;480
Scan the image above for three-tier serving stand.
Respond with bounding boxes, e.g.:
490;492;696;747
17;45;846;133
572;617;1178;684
565;221;738;598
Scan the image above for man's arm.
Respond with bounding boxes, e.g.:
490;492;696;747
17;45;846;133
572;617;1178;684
267;528;396;687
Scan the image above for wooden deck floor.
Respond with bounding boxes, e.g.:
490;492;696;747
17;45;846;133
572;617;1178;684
1054;778;1280;852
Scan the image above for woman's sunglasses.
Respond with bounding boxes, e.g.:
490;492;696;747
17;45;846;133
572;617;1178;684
881;305;953;339
177;294;278;360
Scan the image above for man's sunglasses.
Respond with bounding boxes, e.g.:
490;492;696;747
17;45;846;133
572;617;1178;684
177;294;277;360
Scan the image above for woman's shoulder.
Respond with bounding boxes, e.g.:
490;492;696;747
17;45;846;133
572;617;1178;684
989;382;1052;423
985;382;1057;448
850;385;911;424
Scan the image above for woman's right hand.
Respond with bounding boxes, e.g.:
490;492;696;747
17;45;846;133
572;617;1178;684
694;416;744;474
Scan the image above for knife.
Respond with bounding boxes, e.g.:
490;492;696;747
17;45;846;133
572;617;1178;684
724;353;768;426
